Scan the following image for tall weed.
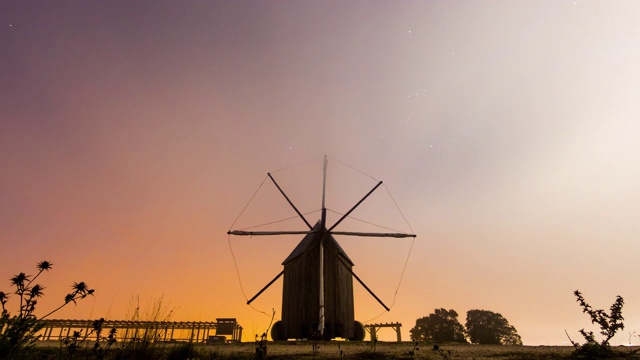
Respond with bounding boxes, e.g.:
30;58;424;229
0;261;93;359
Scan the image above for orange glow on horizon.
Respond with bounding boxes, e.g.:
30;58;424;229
3;1;640;345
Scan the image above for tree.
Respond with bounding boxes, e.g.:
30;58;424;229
410;308;467;343
465;309;522;345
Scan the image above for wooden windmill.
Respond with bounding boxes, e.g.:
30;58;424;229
228;157;416;340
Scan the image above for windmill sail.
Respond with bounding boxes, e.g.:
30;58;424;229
227;157;416;340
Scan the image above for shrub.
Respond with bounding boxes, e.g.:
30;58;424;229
568;290;625;358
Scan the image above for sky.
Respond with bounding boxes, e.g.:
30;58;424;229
1;0;640;345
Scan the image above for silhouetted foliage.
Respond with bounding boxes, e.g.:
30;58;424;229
465;309;522;345
113;295;175;359
405;342;419;359
255;309;275;360
431;344;452;359
87;318;117;360
0;261;94;359
573;290;624;347
310;330;321;358
409;308;467;343
567;290;629;358
166;342;197;360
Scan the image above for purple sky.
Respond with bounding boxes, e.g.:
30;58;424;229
2;1;640;344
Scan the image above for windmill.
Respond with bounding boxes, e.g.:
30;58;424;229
228;156;416;340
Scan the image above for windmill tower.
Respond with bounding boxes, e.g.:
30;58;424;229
228;156;415;340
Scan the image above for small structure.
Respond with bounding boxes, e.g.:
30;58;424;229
207;336;226;344
364;322;402;342
214;318;243;342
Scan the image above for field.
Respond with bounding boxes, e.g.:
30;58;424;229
203;341;577;359
30;340;640;359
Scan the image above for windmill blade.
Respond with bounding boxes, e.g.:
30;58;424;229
227;230;317;236
268;173;313;229
338;257;390;311
330;231;416;238
328;181;383;232
247;270;285;305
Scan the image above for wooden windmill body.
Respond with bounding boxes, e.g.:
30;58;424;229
228;157;415;340
280;221;355;339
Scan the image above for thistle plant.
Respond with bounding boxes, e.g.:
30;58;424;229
406;341;419;359
0;261;94;358
61;318;117;360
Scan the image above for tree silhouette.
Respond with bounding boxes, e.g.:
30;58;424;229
465;309;522;345
410;308;467;343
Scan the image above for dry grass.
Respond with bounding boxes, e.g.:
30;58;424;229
32;340;640;359
192;341;578;359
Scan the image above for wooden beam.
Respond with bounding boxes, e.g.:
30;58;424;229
247;270;285;305
338;258;389;311
328;181;383;232
268;173;313;229
330;231;416;238
227;230;316;236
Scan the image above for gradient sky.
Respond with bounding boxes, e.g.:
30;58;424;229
2;1;640;345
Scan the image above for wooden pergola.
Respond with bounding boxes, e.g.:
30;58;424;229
37;318;242;343
364;322;402;342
